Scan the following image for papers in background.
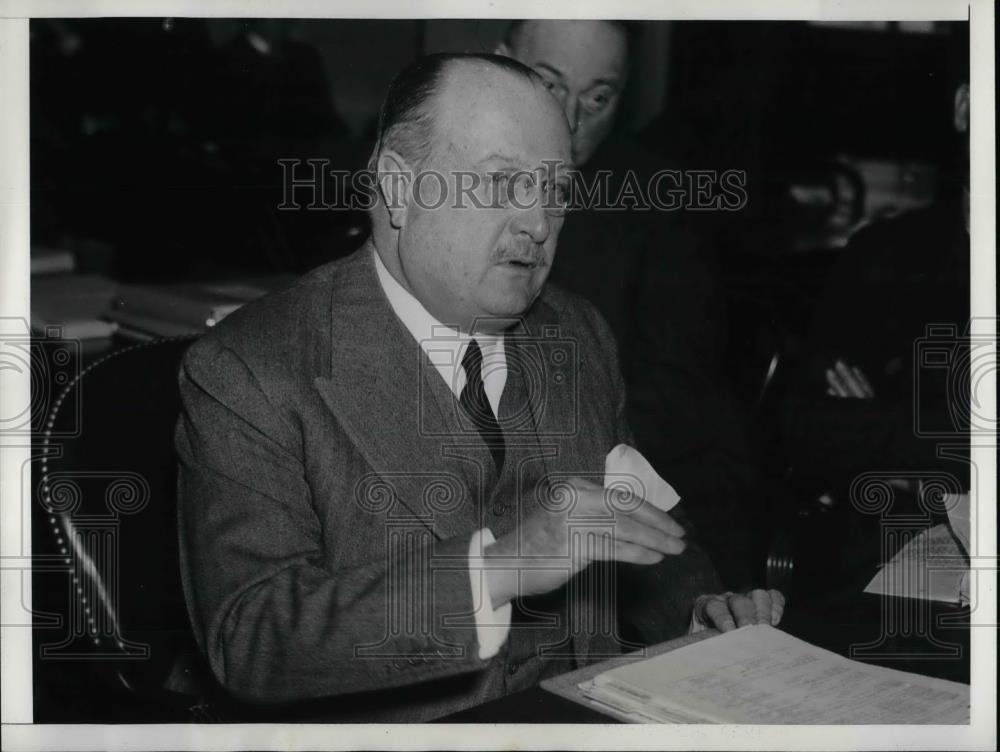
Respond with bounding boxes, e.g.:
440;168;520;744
32;275;288;342
604;443;680;512
864;523;968;604
110;282;252;332
30;246;76;275
31;274;118;340
578;624;970;724
31;273;294;344
107;277;291;340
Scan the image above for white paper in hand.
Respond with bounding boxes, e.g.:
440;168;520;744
604;444;680;512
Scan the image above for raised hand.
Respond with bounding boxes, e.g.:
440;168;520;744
483;475;686;608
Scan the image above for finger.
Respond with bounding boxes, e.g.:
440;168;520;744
727;593;758;628
840;361;868;399
768;589;786;610
750;588;771;625
597;538;664;566
614;515;686;556
826;368;850;397
768;589;785;625
836;360;870;399
826;386;837;396
702;597;736;632
851;365;875;398
627;499;686;539
835;360;867;398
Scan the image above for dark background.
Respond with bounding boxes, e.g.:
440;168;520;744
31;19;966;280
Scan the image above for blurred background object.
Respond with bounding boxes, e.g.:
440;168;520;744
31;18;964;279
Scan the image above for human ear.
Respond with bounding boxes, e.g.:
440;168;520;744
376;149;413;229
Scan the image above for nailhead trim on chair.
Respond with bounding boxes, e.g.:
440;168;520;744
38;334;199;649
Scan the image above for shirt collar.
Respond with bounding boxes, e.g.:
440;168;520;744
372;247;506;410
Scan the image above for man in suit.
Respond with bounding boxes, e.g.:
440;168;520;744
177;53;782;721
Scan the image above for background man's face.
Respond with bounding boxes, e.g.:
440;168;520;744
502;20;628;166
397;65;573;331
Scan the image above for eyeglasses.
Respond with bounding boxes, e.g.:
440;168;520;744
486;169;571;216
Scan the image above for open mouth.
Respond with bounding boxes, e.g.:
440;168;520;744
503;258;540;270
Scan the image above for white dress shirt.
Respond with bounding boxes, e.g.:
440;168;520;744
372;249;512;659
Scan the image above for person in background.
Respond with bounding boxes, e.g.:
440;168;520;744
499;20;766;594
781;68;971;584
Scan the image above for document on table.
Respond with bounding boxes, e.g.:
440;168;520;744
578;625;969;724
864;522;968;604
945;493;972;605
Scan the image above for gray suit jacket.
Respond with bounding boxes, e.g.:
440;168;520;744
176;245;720;721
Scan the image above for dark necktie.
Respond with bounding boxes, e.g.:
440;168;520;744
459;339;506;472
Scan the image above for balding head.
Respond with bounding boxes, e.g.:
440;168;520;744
370;53;573;333
369;53;544;173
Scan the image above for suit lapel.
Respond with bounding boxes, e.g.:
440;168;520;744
313;247;481;540
503;296;606;481
313;249;604;541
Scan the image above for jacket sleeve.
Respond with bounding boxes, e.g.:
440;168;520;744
175;337;487;704
582;300;726;645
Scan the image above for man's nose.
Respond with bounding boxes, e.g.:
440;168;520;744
509;200;551;243
563;97;580;134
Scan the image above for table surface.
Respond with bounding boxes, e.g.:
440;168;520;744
439;592;971;723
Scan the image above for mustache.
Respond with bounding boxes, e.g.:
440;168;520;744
491;244;549;267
